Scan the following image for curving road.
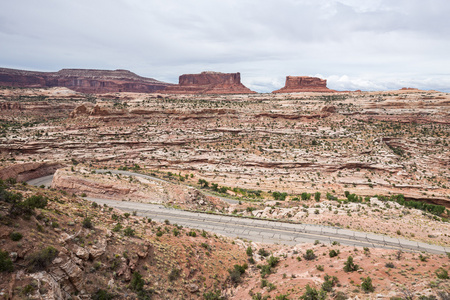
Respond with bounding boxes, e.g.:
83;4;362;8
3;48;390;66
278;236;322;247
29;171;448;255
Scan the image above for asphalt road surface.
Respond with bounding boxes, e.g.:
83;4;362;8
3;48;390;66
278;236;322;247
29;171;448;255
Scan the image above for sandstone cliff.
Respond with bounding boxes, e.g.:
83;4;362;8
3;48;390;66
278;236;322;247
162;71;256;94
272;76;335;93
0;67;173;94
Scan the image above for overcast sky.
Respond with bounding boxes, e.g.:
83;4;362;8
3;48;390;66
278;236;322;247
1;0;450;92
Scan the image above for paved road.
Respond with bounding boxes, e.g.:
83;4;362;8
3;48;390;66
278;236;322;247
29;171;449;255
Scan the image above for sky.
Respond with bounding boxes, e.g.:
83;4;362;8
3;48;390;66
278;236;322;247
1;0;450;92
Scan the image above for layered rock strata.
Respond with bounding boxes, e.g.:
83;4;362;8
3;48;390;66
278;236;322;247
162;71;255;94
0;68;172;94
272;76;335;93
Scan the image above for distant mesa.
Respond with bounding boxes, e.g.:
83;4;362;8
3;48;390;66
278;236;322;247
272;76;335;93
162;71;256;94
0;67;173;94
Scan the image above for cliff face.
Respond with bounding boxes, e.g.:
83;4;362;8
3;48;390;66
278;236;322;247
272;76;335;93
163;71;255;94
0;68;173;94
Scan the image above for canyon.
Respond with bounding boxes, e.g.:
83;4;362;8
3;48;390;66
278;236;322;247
0;85;449;299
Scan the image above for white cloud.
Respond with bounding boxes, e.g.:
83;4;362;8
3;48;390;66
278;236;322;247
0;0;449;92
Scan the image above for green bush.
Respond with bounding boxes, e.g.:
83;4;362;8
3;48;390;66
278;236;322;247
112;223;122;232
27;246;59;272
0;249;14;272
129;271;145;291
92;289;115;300
168;268;180;281
343;256;359;272
322;274;338;292
258;248;269;257
229;264;247;284
203;290;224;300
246;246;253;256
329;249;339;258
124;227;135;237
314;192;321;202
300;284;326;300
82;217;93;229
435;268;449;279
303;249;316;261
267;256;280;268
361;276;375;292
10;232;23;241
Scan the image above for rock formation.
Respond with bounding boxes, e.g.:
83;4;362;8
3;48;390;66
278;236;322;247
272;76;335;93
0;67;173;94
162;71;255;94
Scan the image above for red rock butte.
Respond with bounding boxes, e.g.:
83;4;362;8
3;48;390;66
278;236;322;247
272;76;335;93
0;67;173;94
162;71;256;94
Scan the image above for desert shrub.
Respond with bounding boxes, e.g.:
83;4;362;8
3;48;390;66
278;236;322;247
0;249;14;272
229;263;247;284
124;213;130;218
329;249;339;258
246;246;253;256
172;228;179;236
129;271;145;291
168;268;180;281
82;217;93;229
385;262;395;268
321;274;339;292
343;256;359;272
435;268;449;279
361;276;375;292
259;264;272;278
275;295;289;300
112;223;122;232
301;192;311;200
124;227;135;237
10;232;23;241
92;289;115;300
300;284;326;300
22;195;48;209
316;265;324;271
27;246;59;272
0;187;23;203
272;191;287;201
91;202;98;208
419;254;428;262
267;256;280;268
203;290;224;300
314;192;321;202
303;249;316;261
258;248;269;257
252;293;269;300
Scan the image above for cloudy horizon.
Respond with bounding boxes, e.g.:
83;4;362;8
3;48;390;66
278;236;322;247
1;0;449;93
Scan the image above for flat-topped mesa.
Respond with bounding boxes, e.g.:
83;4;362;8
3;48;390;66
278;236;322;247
162;71;256;94
0;67;173;94
272;76;335;93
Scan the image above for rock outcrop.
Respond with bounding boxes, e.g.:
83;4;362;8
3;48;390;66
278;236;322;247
0;162;62;182
0;67;173;94
162;71;255;94
272;76;335;93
